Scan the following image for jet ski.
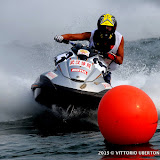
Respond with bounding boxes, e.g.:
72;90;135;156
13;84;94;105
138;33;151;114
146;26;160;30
31;41;112;109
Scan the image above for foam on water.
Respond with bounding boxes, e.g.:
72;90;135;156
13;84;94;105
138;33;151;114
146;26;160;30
0;0;160;123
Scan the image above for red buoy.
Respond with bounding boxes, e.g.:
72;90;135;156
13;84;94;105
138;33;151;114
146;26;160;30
98;85;158;145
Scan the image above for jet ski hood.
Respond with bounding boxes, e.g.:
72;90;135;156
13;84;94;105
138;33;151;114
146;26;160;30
56;48;107;82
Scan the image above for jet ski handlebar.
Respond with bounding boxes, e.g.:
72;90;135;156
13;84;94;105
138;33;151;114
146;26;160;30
62;40;101;55
62;39;77;46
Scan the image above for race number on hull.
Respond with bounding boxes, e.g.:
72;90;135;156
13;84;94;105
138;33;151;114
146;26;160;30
69;59;92;70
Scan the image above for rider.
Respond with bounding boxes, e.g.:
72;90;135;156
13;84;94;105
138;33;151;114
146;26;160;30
54;13;124;84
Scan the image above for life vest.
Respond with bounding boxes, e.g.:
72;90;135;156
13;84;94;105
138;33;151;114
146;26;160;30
89;30;122;71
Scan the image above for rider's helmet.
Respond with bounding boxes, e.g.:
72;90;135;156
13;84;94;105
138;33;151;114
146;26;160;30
97;13;117;39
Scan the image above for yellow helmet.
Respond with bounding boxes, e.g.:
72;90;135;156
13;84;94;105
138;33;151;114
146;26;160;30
97;13;117;33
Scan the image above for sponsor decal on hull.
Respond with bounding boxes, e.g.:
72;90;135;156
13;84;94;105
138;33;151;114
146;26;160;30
46;72;58;80
71;68;88;75
102;83;111;89
69;59;92;70
77;49;90;57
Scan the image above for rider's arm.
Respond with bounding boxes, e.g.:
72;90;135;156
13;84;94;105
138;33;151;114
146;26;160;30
62;32;91;41
115;36;124;64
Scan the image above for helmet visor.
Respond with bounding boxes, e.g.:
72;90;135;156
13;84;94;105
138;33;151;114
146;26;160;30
98;25;114;34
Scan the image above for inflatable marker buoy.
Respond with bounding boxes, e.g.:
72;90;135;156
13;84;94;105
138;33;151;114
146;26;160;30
98;85;158;145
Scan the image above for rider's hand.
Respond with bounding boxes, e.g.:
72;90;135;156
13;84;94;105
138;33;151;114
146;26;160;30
54;35;64;43
106;52;117;61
